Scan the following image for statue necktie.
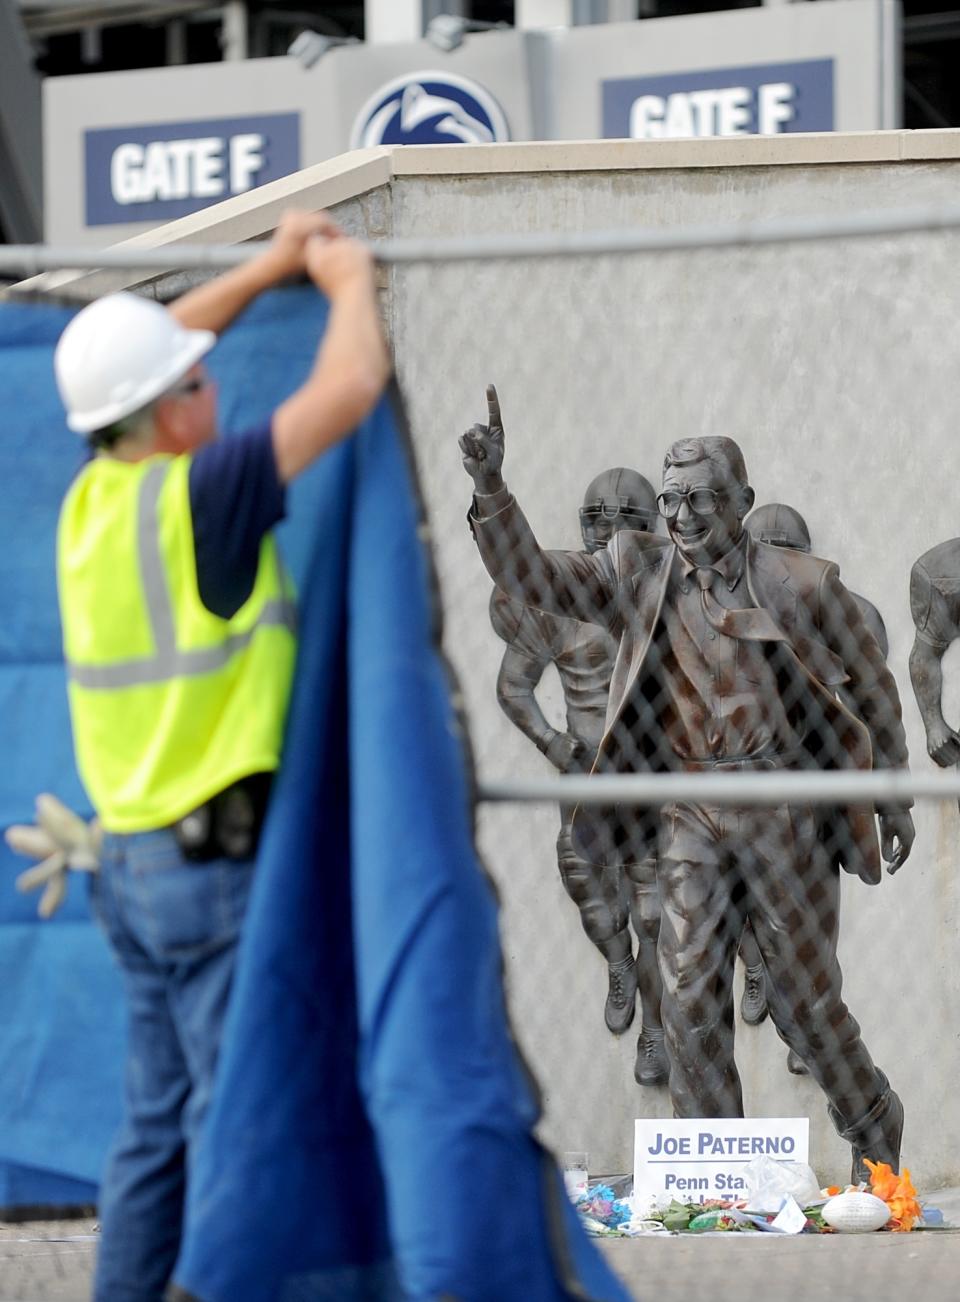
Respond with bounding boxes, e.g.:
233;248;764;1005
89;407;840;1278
695;565;787;643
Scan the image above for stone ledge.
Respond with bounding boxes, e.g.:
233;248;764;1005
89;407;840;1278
12;130;960;300
387;131;960;176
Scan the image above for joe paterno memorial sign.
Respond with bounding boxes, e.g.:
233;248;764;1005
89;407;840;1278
634;1118;810;1203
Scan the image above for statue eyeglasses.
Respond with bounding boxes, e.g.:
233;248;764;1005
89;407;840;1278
656;488;724;519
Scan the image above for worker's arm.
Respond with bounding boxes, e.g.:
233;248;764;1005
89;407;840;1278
169;210;340;336
271;236;390;484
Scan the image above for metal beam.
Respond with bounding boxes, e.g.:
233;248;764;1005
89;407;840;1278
516;0;576;26
20;0;210;37
0;0;42;242
221;0;247;60
364;0;424;43
903;11;960;45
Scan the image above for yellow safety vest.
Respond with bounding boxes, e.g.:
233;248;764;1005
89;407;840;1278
57;453;297;833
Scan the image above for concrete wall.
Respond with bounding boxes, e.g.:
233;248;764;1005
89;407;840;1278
383;135;960;1187
29;131;960;1187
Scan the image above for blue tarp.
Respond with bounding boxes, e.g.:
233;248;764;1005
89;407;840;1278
173;316;631;1300
0;288;338;1205
2;287;631;1302
0;298;120;1206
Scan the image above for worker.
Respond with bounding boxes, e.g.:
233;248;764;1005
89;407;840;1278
52;210;389;1302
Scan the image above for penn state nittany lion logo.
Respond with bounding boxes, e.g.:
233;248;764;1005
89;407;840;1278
350;72;510;149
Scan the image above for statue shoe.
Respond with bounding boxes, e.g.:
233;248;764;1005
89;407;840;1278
740;964;769;1025
634;1027;669;1087
786;1048;809;1076
829;1073;903;1185
604;955;637;1035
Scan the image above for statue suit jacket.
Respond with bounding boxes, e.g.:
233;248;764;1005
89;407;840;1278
471;490;910;884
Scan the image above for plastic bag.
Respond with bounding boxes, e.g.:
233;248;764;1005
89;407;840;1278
742;1154;821;1212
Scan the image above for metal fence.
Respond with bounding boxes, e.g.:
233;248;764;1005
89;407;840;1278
5;207;960;1290
378;208;960;1237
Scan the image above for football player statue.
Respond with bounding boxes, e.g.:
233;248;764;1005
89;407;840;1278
910;538;960;777
489;467;669;1085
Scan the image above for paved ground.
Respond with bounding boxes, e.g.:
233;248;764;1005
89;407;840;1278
2;1194;959;1301
0;1220;96;1302
601;1222;960;1301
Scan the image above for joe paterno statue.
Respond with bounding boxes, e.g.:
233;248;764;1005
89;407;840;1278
739;502;891;1080
460;386;915;1180
489;469;667;1085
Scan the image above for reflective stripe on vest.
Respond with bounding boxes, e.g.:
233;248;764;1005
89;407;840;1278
64;461;297;690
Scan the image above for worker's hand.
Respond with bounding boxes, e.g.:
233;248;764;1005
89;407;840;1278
304;234;376;298
4;794;101;918
262;209;343;282
925;718;960;768
459;384;506;494
879;807;915;875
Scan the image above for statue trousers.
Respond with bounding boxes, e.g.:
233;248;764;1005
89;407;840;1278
657;798;887;1130
557;803;660;948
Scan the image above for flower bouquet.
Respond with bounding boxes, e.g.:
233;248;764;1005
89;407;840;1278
574;1162;933;1236
573;1184;634;1235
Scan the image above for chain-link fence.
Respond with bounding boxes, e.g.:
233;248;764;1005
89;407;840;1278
4;203;960;1291
383;211;960;1221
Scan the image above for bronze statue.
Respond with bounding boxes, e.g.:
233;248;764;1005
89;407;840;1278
489;470;668;1084
461;386;914;1181
740;504;890;1078
910;540;960;772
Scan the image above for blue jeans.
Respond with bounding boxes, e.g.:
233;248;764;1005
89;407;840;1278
89;828;255;1302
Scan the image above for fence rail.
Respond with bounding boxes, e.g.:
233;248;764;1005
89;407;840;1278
476;768;960;806
6;198;960;279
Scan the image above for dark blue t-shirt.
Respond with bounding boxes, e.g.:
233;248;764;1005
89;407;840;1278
188;424;286;619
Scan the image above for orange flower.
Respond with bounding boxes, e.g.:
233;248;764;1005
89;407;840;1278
865;1160;921;1232
825;1186;842;1197
864;1160;898;1201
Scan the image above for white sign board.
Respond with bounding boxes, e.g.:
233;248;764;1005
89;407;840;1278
634;1118;809;1204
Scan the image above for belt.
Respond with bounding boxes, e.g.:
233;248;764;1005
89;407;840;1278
679;749;804;773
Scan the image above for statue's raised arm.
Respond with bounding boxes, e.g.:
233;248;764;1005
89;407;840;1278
461;385;621;629
459;384;506;495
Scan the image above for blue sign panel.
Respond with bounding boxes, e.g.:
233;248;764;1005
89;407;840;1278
602;60;834;139
85;113;301;227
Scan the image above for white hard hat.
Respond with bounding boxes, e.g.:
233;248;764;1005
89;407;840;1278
54;292;215;434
